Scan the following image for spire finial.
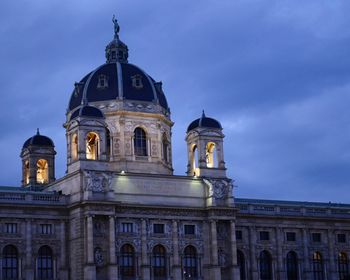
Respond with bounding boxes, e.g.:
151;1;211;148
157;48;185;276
202;110;206;118
36;128;40;135
112;14;120;38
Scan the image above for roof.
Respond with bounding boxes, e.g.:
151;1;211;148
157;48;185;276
22;130;54;149
187;111;222;132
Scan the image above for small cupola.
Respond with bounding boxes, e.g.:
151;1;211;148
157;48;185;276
20;129;56;187
186;111;226;178
105;15;129;63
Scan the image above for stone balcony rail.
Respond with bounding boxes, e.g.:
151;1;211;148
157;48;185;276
236;198;350;219
0;189;67;205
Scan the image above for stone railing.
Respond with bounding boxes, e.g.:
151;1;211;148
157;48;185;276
236;200;350;218
0;191;66;205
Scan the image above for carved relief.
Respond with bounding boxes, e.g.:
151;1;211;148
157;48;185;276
113;138;120;155
204;179;233;200
84;171;113;192
94;247;104;266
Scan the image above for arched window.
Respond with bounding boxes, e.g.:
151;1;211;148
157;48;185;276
259;250;272;280
71;133;78;161
37;245;53;280
24;160;29;184
36;159;48;184
237;250;246;280
286;251;298;280
120;244;135;279
86;132;99;160
2;245;18;279
206;142;217;168
134;127;147;156
312;252;324;280
183;245;197;279
338;252;349;280
152;245;167;279
192;145;199;176
162;134;169;163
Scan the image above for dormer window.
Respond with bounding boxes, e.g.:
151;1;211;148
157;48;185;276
131;75;143;89
97;74;108;89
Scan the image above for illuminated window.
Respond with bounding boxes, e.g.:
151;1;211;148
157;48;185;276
24;160;29;184
134;128;147;156
312;252;324;280
338;252;349;280
152;245;167;279
120;244;135;278
86;132;99;160
286;251;298;280
192;145;199;176
37;246;53;280
183;246;197;279
36;159;48;184
2;245;18;279
71;133;78;161
259;250;272;280
206;142;217;168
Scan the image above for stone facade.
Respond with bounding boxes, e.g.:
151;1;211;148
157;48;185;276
1;18;349;280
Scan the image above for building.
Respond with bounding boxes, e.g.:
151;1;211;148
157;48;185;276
0;18;350;280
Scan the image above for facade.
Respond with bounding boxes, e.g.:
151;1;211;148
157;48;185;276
0;18;350;280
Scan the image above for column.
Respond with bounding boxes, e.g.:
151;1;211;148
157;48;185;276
141;219;150;280
172;220;182;279
84;215;96;280
249;226;258;279
108;216;118;279
210;220;221;280
327;229;336;280
60;221;68;280
276;228;284;279
302;229;310;280
25;220;34;280
230;220;240;279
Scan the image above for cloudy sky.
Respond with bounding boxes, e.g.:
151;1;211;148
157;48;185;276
1;0;350;202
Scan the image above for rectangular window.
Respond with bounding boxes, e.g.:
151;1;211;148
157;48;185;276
260;231;270;241
5;223;17;234
236;230;242;240
121;222;133;233
286;232;296;242
153;223;165;234
337;233;346;243
312;233;321;242
40;224;52;235
184;225;195;235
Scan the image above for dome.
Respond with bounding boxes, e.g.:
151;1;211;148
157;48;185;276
70;105;104;121
68;19;169;115
187;111;222;133
23;130;54;149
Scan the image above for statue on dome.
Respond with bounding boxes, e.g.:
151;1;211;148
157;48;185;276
112;15;120;37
